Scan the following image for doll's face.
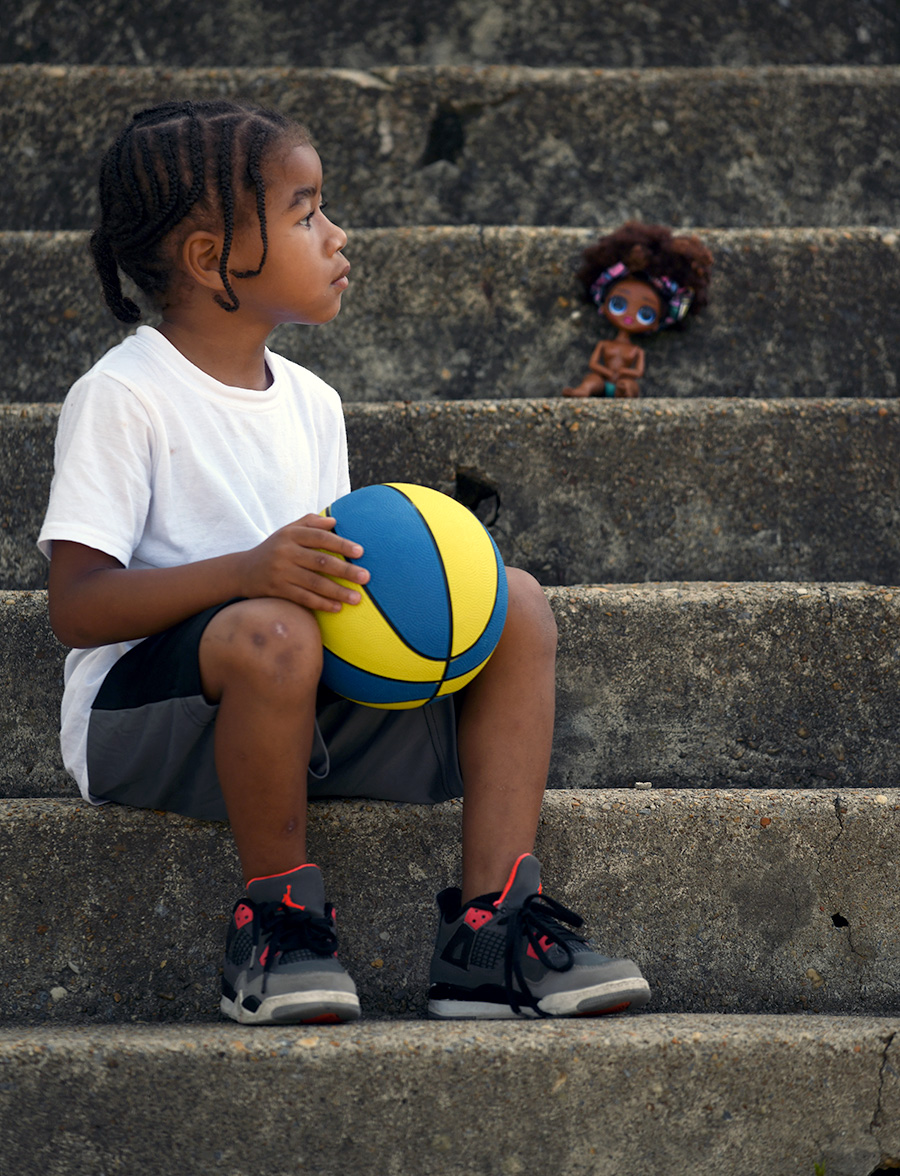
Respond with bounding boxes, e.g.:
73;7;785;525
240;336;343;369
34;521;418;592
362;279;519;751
602;278;662;335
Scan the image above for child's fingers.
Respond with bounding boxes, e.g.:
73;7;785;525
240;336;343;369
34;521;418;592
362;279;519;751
288;517;365;563
297;546;370;587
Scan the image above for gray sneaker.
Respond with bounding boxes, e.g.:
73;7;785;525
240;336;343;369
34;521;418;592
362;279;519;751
220;863;361;1025
428;853;650;1019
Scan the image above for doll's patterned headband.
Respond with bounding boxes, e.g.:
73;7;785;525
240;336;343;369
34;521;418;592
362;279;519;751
589;262;694;329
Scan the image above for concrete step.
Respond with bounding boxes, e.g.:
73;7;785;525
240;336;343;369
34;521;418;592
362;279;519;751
4;0;897;69
3;398;898;590
2;789;900;1024
1;1015;898;1176
3;65;898;230
2;583;897;801
3;227;898;405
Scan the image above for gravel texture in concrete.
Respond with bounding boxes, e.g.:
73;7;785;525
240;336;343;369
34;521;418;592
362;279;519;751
3;227;899;404
3;398;898;588
0;1015;898;1175
3;65;899;229
1;790;898;1022
3;0;897;69
1;583;898;798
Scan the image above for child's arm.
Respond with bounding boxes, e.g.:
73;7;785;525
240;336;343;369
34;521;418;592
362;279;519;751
48;515;369;649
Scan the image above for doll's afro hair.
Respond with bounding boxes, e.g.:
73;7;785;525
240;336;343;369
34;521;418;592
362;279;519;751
575;221;713;317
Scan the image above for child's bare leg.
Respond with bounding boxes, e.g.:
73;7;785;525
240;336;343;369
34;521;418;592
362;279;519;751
199;598;321;885
456;568;557;903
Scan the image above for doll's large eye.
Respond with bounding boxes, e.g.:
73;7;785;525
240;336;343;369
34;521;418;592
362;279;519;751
607;294;628;316
637;305;658;326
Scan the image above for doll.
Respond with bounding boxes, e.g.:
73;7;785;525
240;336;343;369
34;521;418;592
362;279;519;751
562;222;713;398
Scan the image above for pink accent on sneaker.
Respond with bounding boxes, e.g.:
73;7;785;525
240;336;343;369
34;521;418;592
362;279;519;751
234;903;254;929
494;853;543;905
259;946;270;968
281;884;306;911
248;863;318;885
526;934;555;961
464;907;494;930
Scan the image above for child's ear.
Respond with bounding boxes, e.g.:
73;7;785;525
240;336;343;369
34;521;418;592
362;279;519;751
180;230;227;293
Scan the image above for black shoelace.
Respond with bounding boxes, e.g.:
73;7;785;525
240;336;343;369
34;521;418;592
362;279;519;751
256;902;338;994
503;892;587;1017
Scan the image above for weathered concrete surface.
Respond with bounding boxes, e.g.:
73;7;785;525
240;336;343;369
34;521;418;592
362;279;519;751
348;400;900;585
2;584;898;799
4;0;897;69
3;227;899;404
1;790;900;1027
4;399;899;589
0;1016;898;1176
3;65;899;229
548;582;900;791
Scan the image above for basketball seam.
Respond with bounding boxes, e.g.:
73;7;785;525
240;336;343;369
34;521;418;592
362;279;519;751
323;485;504;705
328;487;452;700
385;485;452;702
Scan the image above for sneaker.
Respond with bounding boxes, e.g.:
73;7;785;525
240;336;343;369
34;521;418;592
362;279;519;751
220;863;361;1025
428;853;650;1019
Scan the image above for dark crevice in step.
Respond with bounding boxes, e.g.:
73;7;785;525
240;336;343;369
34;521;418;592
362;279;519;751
420;106;465;166
832;913;850;928
454;467;499;527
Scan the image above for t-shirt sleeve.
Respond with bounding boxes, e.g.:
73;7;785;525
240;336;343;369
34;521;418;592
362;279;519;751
37;372;154;566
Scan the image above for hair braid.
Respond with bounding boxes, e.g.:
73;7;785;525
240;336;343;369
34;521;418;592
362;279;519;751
90;99;310;321
214;121;239;313
230;124;270;280
89;228;141;323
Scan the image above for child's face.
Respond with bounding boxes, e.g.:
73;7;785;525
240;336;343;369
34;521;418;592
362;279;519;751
227;143;349;327
602;278;662;335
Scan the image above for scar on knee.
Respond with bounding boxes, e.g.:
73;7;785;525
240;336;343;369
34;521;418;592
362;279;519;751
251;631;266;648
275;648;296;676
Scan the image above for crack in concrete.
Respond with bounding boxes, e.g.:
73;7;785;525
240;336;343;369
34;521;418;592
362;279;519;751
830;791;846;852
870;1029;897;1143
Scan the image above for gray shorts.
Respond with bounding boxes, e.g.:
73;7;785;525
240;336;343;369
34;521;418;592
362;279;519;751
86;600;464;821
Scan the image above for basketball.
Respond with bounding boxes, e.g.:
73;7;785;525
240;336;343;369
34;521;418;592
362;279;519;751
314;483;508;708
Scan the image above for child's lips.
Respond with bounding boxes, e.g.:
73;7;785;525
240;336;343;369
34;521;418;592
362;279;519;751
333;263;350;289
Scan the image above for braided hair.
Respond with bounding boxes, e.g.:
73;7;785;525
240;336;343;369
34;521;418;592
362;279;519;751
90;100;309;322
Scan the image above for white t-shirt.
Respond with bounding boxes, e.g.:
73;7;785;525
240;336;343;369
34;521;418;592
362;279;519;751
38;325;351;801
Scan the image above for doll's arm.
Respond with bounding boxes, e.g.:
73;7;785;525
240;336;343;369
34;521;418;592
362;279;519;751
619;346;646;379
587;342;615;379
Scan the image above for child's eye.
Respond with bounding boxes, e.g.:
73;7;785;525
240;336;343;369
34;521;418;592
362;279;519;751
608;295;628;315
300;200;328;228
637;306;658;326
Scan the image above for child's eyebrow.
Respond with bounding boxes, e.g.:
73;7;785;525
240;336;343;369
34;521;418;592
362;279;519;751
286;185;318;210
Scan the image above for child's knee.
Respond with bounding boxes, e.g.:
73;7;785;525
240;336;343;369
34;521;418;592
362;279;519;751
200;598;323;698
505;568;557;656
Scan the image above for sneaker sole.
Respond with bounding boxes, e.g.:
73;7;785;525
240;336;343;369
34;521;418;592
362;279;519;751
220;989;361;1026
428;977;651;1020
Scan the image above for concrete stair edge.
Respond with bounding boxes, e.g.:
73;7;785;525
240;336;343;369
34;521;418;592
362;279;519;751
3;64;900;231
4;0;898;69
1;1015;899;1176
1;582;898;799
2;788;899;1023
2;225;899;405
3;398;899;589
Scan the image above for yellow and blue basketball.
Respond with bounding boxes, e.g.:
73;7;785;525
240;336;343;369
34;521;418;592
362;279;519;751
315;483;508;708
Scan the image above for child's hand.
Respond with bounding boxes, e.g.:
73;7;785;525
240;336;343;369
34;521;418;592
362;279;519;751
239;514;369;613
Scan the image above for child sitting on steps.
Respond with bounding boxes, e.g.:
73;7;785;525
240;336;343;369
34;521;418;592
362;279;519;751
38;99;650;1024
